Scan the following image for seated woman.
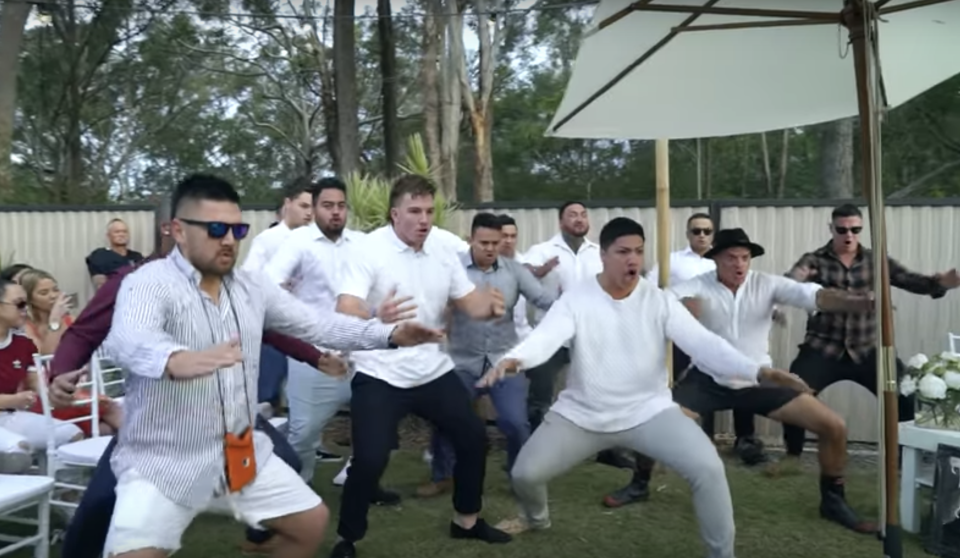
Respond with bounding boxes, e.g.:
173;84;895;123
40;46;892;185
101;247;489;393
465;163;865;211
19;269;122;436
0;278;83;457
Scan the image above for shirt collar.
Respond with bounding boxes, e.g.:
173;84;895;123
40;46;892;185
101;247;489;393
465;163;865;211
386;225;429;255
815;240;867;262
549;233;598;254
169;247;233;287
306;223;357;245
680;246;708;259
461;250;500;271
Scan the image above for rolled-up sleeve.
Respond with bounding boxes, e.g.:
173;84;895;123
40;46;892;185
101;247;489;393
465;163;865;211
102;270;188;380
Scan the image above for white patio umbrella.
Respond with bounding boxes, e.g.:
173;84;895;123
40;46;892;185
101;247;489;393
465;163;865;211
546;2;960;557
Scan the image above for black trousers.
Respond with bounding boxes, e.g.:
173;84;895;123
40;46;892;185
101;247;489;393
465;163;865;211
525;347;570;430
337;370;487;542
675;346;757;440
783;344;914;456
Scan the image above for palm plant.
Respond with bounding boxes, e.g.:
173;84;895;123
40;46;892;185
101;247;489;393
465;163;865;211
346;134;459;233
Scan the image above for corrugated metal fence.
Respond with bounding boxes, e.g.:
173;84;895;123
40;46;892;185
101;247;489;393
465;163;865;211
4;201;959;443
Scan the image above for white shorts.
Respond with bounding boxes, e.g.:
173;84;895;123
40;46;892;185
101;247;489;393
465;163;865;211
104;453;323;555
0;411;82;451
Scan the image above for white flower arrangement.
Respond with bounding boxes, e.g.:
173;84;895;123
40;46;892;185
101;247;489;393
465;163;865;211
901;351;960;430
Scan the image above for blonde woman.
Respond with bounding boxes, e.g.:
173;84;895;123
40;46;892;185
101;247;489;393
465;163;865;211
20;269;121;435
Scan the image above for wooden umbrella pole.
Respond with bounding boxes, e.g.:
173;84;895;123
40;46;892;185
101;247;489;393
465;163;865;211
843;2;901;557
655;138;673;386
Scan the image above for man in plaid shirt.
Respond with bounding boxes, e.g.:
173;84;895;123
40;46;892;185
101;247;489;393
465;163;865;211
782;203;960;529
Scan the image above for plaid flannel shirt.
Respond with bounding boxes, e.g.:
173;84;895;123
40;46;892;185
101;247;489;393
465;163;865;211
785;242;946;363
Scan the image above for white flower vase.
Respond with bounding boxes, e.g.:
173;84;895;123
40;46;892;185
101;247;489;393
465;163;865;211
915;396;960;431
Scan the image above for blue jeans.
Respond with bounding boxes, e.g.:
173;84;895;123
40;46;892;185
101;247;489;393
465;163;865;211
258;344;289;405
61;416;302;558
429;369;530;482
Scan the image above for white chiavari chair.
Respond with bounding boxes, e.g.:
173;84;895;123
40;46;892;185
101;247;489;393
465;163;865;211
0;474;54;558
949;332;960;354
32;354;112;520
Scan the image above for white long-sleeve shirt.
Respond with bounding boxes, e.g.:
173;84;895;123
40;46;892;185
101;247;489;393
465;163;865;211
500;276;760;432
241;221;293;273
669;270;821;388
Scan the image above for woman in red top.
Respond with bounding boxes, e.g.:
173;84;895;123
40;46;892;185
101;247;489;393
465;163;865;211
0;279;83;460
20;270;121;436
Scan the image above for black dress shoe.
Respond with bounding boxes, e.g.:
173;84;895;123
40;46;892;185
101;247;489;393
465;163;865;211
819;491;877;534
330;540;356;558
734;436;770;466
371;486;402;506
450;518;512;544
602;480;650;508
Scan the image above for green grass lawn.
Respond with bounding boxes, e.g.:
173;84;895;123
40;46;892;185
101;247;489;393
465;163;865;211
18;450;932;558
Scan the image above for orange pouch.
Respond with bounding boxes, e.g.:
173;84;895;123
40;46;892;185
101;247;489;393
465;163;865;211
224;428;257;493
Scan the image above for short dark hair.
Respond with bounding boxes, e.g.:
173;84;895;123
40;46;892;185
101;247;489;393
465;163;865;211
831;204;862;220
0;264;31;282
0;279;14;299
686;212;712;227
599;217;645;250
283;176;316;201
497;214;517;228
471;212;502;234
172;174;241;216
558;201;586;218
313;177;347;205
389;174;436;209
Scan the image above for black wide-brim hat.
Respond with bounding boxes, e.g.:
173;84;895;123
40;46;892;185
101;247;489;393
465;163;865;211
703;228;765;259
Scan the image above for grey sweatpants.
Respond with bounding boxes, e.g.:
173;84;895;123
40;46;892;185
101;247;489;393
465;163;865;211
511;406;736;558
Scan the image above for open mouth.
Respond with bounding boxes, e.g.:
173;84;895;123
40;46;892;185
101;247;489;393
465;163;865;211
627;269;638;277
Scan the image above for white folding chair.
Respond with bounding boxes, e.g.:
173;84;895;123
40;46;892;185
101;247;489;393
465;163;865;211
949;333;960;354
0;474;54;558
90;357;124;411
32;354;112;517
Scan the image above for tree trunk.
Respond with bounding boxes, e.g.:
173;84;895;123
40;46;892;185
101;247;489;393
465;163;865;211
0;0;33;200
377;0;399;175
470;110;493;202
820;118;855;198
777;129;790;198
438;0;462;201
420;0;442;179
333;0;360;176
759;132;773;195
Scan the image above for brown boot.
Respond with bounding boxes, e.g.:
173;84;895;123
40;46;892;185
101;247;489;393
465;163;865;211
416;478;452;498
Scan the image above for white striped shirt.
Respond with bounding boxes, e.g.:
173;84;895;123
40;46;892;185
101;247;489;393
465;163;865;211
103;248;395;506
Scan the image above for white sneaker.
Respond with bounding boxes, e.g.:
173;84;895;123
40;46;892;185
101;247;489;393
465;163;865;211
333;457;351;486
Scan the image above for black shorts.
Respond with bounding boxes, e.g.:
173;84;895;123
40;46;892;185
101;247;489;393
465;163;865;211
672;368;802;418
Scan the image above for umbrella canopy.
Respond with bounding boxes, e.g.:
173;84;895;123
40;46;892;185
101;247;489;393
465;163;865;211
548;0;960;140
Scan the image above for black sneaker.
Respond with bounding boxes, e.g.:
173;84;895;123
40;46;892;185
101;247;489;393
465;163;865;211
330;540;356;558
602;480;650;508
449;518;512;544
317;450;344;463
371;486;402;506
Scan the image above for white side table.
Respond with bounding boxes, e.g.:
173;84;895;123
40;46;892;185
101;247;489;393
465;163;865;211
899;421;960;533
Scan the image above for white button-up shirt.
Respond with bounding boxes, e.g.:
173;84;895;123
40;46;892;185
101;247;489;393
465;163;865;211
241;221;293;273
669;270;822;388
337;226;477;388
263;223;364;313
523;234;603;329
648;246;716;286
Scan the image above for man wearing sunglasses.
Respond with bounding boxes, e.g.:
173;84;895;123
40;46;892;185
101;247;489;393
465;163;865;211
782;203;960;468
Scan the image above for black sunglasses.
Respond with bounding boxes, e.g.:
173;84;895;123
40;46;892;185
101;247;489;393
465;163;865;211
179;218;251;240
689;228;713;236
1;300;27;310
834;226;862;235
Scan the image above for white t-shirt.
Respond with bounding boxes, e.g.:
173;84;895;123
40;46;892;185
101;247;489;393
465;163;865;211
502;277;761;432
337;226;476;388
241;222;292;273
669;270;821;388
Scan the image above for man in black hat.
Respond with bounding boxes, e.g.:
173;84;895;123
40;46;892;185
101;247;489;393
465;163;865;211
665;228;879;533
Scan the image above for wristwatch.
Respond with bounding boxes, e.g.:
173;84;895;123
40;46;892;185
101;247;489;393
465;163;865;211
48;322;61;332
387;327;398;349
